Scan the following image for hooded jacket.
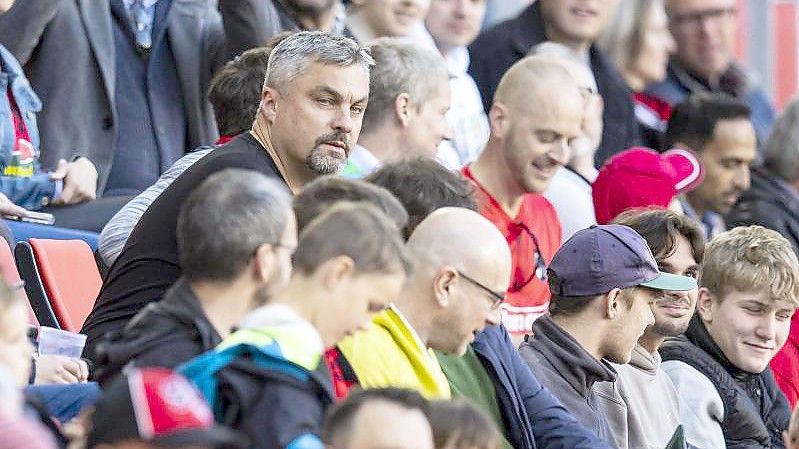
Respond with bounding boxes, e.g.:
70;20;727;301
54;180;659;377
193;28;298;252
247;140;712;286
727;165;799;257
595;344;683;449
660;315;790;449
471;325;615;449
181;303;332;449
93;278;221;387
518;315;619;447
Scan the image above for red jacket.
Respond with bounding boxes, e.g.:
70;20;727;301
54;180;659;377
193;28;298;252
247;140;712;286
771;314;799;407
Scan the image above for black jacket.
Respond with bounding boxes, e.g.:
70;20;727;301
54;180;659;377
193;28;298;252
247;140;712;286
726;165;799;257
518;315;619;447
468;2;639;166
660;315;790;449
92;278;222;387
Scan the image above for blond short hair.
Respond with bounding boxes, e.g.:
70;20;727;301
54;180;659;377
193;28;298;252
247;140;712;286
701;226;799;305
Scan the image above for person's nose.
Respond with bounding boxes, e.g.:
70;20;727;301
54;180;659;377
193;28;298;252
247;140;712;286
550;139;571;165
735;165;751;191
755;315;777;342
332;107;354;134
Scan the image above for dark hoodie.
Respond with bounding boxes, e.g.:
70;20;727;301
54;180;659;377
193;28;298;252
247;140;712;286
727;165;799;257
518;315;619;447
92;279;222;387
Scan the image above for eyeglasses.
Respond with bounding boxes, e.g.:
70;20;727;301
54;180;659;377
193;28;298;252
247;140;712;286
510;224;548;293
671;7;736;28
456;270;505;310
252;241;297;257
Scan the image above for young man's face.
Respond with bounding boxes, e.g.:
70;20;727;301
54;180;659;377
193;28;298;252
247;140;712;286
648;234;700;339
687;118;756;215
425;0;486;52
354;0;431;38
265;62;370;175
322;270;406;346
404;81;452;159
700;289;795;373
539;0;620;48
605;287;657;363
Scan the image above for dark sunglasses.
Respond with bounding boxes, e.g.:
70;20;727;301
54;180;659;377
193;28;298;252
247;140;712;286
456;270;505;310
510;224;548;293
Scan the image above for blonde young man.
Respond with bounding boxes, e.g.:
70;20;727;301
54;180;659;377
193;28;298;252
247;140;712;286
661;226;799;449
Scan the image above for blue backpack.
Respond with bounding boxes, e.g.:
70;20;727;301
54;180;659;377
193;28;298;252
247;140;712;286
178;342;333;449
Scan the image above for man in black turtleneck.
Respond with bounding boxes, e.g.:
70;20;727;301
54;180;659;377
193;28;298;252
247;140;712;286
661;225;799;449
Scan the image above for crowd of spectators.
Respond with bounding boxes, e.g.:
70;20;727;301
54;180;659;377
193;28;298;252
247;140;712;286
1;1;799;449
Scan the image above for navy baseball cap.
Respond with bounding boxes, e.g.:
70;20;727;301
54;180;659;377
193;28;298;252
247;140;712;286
548;224;697;296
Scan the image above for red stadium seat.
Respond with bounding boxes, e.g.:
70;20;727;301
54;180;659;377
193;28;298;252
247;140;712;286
15;239;101;332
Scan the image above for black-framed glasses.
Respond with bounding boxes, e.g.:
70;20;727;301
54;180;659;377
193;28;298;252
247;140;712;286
671;7;736;28
456;270;505;310
510;224;548;293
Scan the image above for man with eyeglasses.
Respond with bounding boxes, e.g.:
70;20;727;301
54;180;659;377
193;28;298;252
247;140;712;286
519;224;697;446
335;207;512;399
647;0;775;144
91;169;297;386
463;55;584;343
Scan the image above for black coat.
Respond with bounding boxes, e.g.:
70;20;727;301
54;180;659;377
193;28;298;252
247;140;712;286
468;2;639;167
726;165;799;257
92;278;222;387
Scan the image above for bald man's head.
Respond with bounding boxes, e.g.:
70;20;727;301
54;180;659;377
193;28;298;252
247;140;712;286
404;207;511;355
487;56;584;195
494;55;582;116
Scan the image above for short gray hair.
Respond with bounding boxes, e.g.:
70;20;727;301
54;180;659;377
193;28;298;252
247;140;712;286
264;31;374;94
177;168;293;282
361;38;450;134
764;95;799;182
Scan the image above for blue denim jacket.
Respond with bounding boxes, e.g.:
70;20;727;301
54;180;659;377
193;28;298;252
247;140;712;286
0;45;56;210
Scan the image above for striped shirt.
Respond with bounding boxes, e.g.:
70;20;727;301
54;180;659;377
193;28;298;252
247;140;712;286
98;147;214;266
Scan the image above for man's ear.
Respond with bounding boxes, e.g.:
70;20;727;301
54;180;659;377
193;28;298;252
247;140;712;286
260;87;280;123
321;255;355;290
395;93;412;128
696;287;715;322
253;244;276;283
605;288;622;319
488;102;509;138
433;267;457;308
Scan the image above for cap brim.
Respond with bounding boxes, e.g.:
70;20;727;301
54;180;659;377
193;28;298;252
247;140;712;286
153;426;248;449
640;271;697;291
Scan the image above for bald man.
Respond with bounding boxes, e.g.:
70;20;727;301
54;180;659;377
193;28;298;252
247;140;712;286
463;55;584;341
335;207;512;399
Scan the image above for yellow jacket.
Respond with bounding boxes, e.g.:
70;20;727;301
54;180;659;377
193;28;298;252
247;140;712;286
337;305;451;399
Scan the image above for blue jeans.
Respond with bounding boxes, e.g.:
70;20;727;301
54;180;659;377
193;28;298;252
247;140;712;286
25;382;102;422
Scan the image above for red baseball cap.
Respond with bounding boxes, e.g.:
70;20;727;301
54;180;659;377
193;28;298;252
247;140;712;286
592;147;704;224
88;368;247;448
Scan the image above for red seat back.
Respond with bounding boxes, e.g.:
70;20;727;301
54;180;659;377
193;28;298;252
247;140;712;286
0;242;37;325
29;239;101;332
